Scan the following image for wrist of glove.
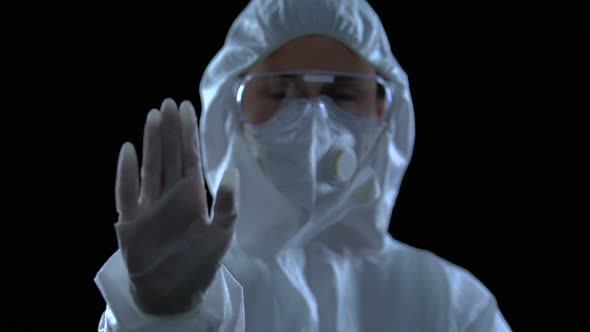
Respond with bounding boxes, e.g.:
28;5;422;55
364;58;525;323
129;278;205;315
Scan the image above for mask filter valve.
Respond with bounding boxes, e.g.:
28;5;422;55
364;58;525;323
321;146;358;184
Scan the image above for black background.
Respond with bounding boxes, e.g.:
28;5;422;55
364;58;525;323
22;1;578;330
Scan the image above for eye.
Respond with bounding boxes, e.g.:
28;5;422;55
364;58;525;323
328;89;359;102
265;82;298;100
266;90;287;99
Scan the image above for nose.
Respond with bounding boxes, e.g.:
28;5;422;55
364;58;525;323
299;82;324;99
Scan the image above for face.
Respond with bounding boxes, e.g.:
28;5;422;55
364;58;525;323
240;35;386;124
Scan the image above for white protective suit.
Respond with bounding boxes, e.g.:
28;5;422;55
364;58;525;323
95;0;512;330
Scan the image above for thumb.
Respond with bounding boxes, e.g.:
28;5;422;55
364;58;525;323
211;168;240;231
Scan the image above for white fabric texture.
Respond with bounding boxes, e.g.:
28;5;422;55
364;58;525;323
241;97;369;215
96;0;511;330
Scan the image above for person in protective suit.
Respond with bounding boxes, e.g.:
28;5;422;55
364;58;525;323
95;0;512;330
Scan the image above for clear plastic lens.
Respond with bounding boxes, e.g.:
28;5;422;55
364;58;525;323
235;71;393;124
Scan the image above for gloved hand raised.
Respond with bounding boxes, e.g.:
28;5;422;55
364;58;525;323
113;98;239;315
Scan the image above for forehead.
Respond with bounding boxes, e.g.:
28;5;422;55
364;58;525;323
248;35;376;74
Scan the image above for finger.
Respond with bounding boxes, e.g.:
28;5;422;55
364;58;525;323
211;168;240;231
179;100;208;208
160;98;182;192
179;100;199;178
115;142;140;222
139;109;162;206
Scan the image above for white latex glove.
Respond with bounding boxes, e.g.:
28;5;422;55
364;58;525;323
113;98;239;316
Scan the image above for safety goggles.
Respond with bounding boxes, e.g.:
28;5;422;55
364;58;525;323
234;70;394;125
